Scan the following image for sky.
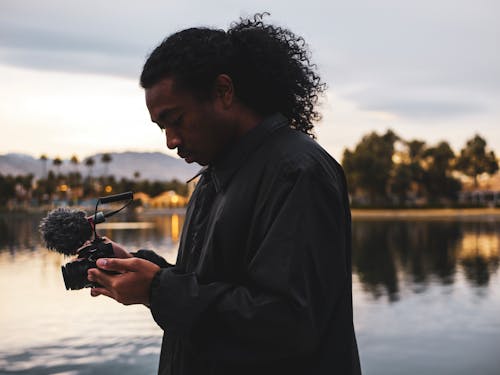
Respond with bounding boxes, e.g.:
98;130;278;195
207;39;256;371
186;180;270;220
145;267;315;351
0;0;499;162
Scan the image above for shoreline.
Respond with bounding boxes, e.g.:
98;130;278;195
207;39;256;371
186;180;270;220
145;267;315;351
2;207;500;220
351;207;500;219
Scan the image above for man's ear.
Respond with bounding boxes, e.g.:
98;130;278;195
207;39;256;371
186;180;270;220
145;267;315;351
213;74;234;109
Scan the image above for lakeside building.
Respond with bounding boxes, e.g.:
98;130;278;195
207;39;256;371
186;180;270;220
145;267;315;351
458;173;500;207
347;171;500;208
134;191;188;208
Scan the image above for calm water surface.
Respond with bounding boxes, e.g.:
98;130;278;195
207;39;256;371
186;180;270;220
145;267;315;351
0;211;499;374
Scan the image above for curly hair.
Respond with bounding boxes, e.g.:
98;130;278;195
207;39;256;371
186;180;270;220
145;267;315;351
140;13;325;137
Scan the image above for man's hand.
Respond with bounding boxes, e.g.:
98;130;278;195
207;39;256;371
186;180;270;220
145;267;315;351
77;236;132;259
101;236;132;259
87;258;160;306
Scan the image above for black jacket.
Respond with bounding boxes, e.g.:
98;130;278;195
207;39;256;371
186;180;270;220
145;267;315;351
138;114;361;375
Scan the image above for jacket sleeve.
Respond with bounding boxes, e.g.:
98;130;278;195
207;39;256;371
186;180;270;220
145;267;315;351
149;162;351;362
131;249;172;268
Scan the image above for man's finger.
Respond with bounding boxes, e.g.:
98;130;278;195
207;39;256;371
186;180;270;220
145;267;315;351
90;287;114;300
87;268;116;289
95;257;139;273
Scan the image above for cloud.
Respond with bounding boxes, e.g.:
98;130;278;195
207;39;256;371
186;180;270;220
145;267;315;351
0;0;499;122
341;84;488;119
362;98;484;119
0;47;142;79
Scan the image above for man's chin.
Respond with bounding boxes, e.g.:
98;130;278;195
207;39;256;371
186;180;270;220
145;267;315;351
188;159;207;166
184;155;195;164
183;155;205;165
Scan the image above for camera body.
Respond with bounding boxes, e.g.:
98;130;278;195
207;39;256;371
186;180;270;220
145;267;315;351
61;237;115;290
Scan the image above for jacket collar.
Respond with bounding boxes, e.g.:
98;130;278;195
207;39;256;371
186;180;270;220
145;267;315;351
197;113;288;192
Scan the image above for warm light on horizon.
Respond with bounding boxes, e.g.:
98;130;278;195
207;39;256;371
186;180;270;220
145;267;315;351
0;65;177;160
1;64;500;164
171;214;179;242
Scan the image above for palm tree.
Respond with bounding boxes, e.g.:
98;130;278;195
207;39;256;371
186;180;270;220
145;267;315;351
39;154;48;179
101;153;112;179
53;157;63;176
85;157;95;178
70;155;79;171
68;155;82;191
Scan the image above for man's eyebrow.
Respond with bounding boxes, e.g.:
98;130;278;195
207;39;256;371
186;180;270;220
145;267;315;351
156;107;179;123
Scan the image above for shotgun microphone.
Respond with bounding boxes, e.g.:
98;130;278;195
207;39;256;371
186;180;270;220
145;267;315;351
39;191;134;255
39;208;106;255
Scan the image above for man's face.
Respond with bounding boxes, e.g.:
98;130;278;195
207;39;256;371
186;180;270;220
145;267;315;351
145;77;235;166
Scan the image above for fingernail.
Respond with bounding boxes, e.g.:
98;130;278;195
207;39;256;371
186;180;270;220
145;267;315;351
97;259;108;267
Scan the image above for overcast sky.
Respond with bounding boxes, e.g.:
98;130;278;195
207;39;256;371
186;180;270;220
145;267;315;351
1;0;499;162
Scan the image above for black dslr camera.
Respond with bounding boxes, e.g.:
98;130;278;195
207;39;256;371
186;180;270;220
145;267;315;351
39;191;134;290
62;237;115;290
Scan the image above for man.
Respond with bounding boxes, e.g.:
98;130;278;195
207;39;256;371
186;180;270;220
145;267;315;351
87;13;361;375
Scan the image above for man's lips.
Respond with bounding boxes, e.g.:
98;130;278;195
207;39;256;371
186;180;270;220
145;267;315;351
178;150;193;161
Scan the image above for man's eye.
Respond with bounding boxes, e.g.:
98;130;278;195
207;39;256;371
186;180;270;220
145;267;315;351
156;123;165;132
172;115;183;126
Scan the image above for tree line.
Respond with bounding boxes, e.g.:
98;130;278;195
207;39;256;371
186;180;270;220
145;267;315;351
342;131;498;207
0;153;188;208
1;133;498;209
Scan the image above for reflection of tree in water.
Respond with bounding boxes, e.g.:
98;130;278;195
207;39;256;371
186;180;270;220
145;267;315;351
352;220;465;302
0;217;14;248
398;221;461;286
457;221;500;287
461;256;491;287
100;214;184;259
0;212;185;261
2;213;499;298
352;221;399;301
0;213;43;254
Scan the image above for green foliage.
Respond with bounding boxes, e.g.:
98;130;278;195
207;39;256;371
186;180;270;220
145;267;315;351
0;170;188;208
421;141;461;201
389;163;413;204
2;134;499;209
84;157;95;167
100;153;112;163
343;131;467;206
100;153;113;181
0;175;16;206
342;130;398;202
84;157;95;177
456;134;499;187
52;157;63;168
0;174;34;206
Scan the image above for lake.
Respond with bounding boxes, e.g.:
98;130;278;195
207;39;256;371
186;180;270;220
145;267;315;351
0;211;499;374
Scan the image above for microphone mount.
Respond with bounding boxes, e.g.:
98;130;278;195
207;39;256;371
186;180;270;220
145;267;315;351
92;191;134;239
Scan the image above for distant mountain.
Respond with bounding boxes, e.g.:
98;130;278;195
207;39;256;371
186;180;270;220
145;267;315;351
0;152;200;182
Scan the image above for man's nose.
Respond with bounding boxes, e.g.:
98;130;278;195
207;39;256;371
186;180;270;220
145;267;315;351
165;129;181;150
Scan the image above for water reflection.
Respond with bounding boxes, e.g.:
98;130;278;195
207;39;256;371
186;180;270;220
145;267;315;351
0;211;178;375
352;219;500;302
0;212;499;374
0;212;183;265
0;213;41;253
458;228;499;287
0;336;160;374
1;213;499;301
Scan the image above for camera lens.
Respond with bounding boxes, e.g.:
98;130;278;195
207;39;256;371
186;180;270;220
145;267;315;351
61;259;94;290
